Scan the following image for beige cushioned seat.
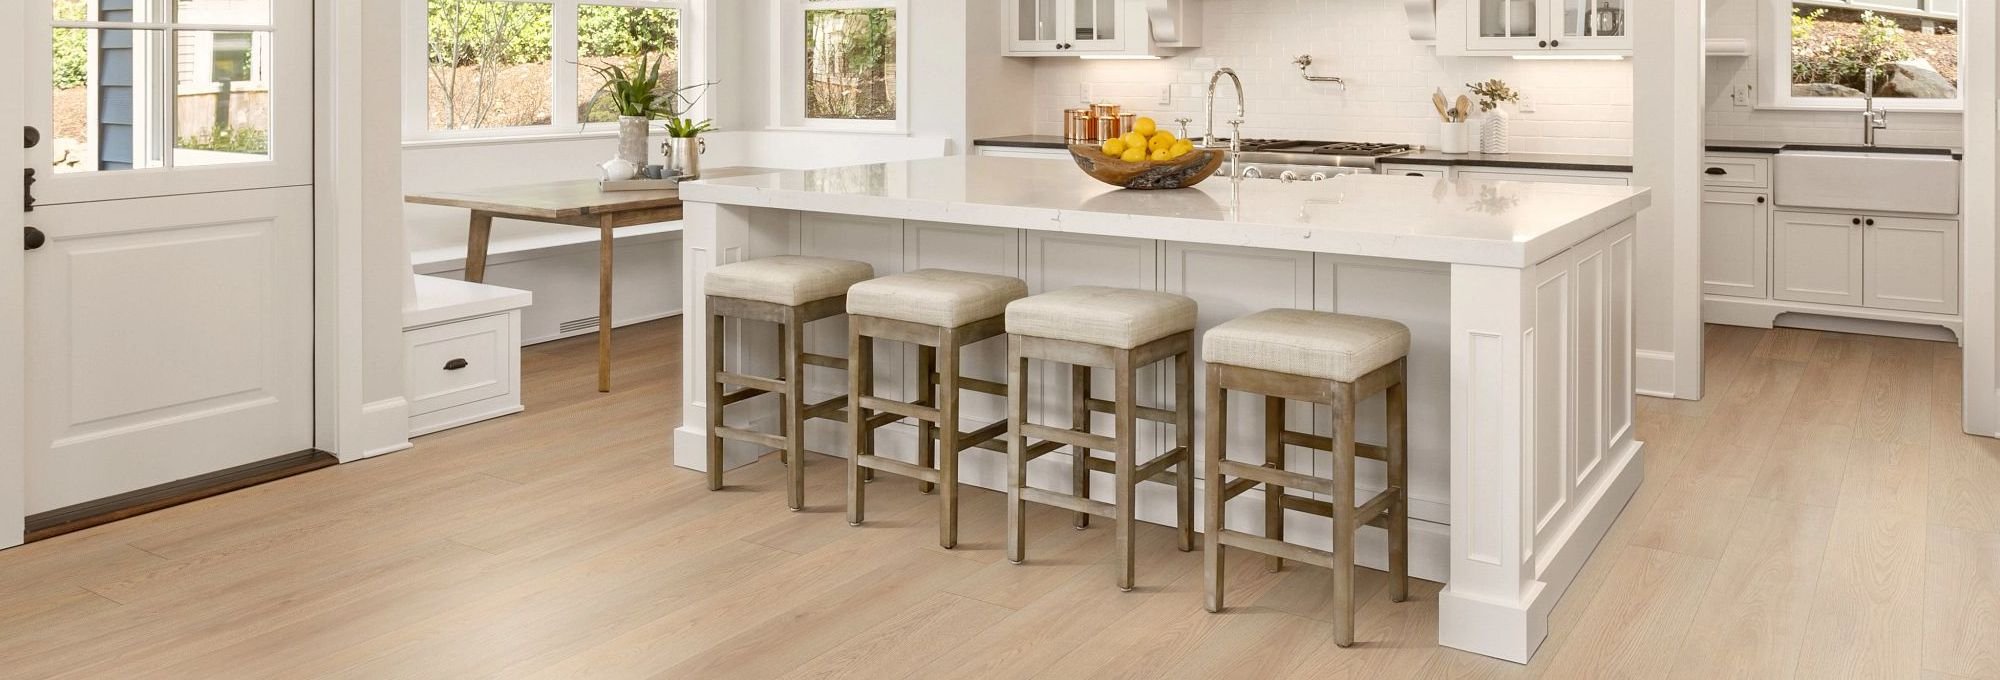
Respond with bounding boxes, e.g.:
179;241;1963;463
847;269;1028;328
1202;309;1410;383
704;256;874;307
1006;286;1197;349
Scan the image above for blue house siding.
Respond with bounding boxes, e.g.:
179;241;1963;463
96;0;135;170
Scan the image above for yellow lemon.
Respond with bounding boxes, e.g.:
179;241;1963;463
1150;147;1173;162
1134;117;1157;138
1122;131;1147;149
1148;131;1176;152
1170;140;1194;158
1120;147;1148;163
1101;138;1127;156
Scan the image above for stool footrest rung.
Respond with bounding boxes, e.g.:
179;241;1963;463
801;395;849;420
1134;446;1189;482
1021;440;1066;460
1217;529;1337;570
1020;487;1117;519
1023;423;1115;452
718;388;768;406
957;376;1009;398
1354;488;1400;528
714;426;787;452
956;419;1009;453
1083;398;1179;425
1278;493;1333;518
856;454;943;484
1217;460;1337;497
1276;430;1390;462
800;353;848;370
716;372;786;395
858;396;942;424
1220;477;1261;501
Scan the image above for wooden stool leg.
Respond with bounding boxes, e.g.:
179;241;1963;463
1006;337;1029;565
1331;382;1358;648
937;331;962;550
1202;365;1228;613
1175;350;1195;552
782;311;807;511
706;311;727;492
847;332;873;526
916;345;938;494
1263;394;1286;573
776;320;790;469
1113;351;1139;591
1388;359;1410;603
1070;364;1092;530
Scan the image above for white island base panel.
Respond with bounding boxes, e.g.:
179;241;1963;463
672;163;1646;663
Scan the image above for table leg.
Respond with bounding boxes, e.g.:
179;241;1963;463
598;216;615;392
465;211;494;283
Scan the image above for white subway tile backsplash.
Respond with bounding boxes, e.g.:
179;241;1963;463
1026;0;1634;155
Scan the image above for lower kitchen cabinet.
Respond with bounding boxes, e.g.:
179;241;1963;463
1864;215;1960;314
1772;210;1865;307
1700;190;1768;298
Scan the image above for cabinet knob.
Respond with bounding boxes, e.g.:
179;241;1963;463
444;358;469;371
1865;218;1876;226
1705;167;1727;175
1756;196;1766;203
1550;39;1561;47
1852;218;1863;226
1538;40;1549;48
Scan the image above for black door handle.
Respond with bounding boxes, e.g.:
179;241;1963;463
25;226;46;251
444;358;470;371
24;126;39;149
23;168;35;212
1705;167;1727;175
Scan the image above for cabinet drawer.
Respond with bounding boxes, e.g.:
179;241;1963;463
1703;155;1770;190
1457;169;1630;186
407;313;515;416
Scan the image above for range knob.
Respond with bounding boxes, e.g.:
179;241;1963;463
1241;167;1264;179
1309;172;1329;182
1279;170;1301;182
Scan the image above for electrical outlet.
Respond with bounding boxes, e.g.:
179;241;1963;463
1158;84;1172;106
1080;83;1093;104
1517;95;1536;114
1730;85;1751;107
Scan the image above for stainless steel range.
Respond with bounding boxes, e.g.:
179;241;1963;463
1216;139;1417;182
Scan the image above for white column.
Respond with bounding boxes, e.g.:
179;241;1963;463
1437;262;1540;662
674;200;760;473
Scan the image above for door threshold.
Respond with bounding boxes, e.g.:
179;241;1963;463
24;449;337;543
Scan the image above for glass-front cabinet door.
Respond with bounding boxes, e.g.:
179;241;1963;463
1064;0;1124;52
1470;0;1548;50
1008;0;1061;52
1558;0;1630;49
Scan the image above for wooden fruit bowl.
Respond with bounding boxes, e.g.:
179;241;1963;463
1068;144;1227;190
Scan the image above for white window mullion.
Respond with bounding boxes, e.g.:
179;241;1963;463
553;0;581;128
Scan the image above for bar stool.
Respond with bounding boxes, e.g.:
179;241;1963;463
704;255;875;511
846;269;1029;548
1200;309;1410;648
1002;286;1198;591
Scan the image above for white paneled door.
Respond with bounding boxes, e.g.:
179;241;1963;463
18;0;314;514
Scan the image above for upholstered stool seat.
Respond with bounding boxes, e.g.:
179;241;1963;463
1202;308;1412;648
1005;286;1198;349
1003;286;1199;591
847;269;1029;549
1202;309;1410;383
704;255;875;307
703;256;875;511
847;269;1029;328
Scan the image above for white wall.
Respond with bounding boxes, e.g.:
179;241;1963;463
1028;0;1635;155
1705;0;1962;146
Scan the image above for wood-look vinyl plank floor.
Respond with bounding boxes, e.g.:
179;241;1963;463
0;320;1995;679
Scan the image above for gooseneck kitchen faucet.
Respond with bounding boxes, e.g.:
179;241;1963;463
1862;66;1889;147
1204;68;1246;178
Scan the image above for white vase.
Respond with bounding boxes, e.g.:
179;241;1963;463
1439;121;1471;154
1481;109;1510;154
617;116;650;166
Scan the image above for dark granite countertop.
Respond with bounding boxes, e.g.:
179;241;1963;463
1384;150;1634;173
1706;139;1962;159
972;135;1070;150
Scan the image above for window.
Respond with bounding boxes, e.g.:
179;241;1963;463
407;0;700;138
1765;0;1961;111
776;0;906;131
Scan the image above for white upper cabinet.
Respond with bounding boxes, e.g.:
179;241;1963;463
1004;0;1201;57
1442;0;1631;56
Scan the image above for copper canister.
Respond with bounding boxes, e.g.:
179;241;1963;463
1064;109;1093;142
1095;115;1120;141
1090;103;1122;119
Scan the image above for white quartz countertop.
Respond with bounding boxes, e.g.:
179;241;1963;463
678;155;1652;268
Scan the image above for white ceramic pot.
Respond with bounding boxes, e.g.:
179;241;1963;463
1440;121;1471;155
617;116;650;166
1481;109;1511;154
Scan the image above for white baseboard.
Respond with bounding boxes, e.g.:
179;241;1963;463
1634;349;1679;399
354;397;413;462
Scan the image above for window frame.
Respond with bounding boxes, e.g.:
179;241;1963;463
771;0;909;133
402;0;709;142
1758;0;1965;113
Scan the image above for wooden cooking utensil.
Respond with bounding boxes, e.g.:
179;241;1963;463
1432;92;1451;122
1455;95;1472;121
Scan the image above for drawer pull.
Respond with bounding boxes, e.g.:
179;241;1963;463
444;358;470;371
1705;167;1727;175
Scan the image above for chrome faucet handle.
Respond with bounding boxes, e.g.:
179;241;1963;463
1174;117;1193;139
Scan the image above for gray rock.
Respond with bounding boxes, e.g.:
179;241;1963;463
1876;59;1957;99
1793;82;1863;98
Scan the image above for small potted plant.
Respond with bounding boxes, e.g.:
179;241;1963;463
661;101;716;180
583;52;675;168
1466;79;1520;154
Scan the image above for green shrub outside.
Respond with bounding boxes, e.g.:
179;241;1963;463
1791;9;1915;92
427;0;678;67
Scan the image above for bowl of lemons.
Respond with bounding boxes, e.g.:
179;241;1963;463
1068;117;1226;190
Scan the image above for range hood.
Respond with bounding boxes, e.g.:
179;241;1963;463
1144;0;1201;45
1405;0;1437;42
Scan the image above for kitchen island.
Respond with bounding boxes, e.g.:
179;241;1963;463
673;155;1651;663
